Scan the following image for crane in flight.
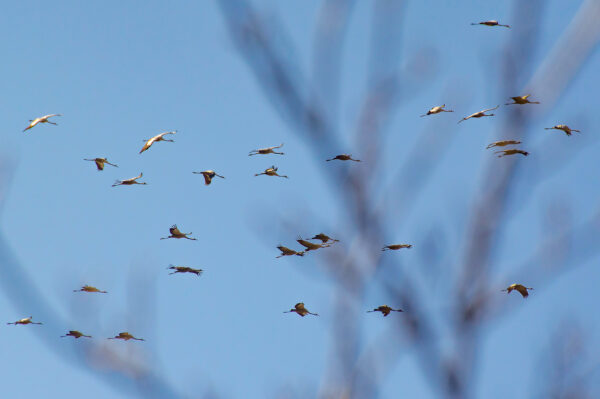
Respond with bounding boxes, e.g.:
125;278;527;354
495;149;529;158
84;158;118;171
505;95;540;105
471;20;510;28
382;244;412;251
367;305;404;316
297;237;329;252
501;284;534;298
61;330;92;339
545;125;580;136
326;154;361;162
249;143;285;156
23;114;62;132
112;172;147;187
193;170;225;185
486;140;521;149
284;303;319;317
161;225;197;240
276;245;305;258
310;233;339;244
7;316;43;326
73;285;108;294
139;131;176;154
420;104;453;117
108;332;145;341
458;106;499;123
167;265;203;276
255;166;288;178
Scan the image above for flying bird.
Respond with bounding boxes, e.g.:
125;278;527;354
249;143;285;156
84;158;118;171
7;316;43;326
501;284;534;298
505;95;540;105
161;224;197;240
367;305;403;316
112;172;147;187
310;233;339;244
486;140;521;149
382;244;412;251
193;170;225;185
108;332;145;341
297;237;328;252
255;166;288;178
61;330;92;339
73;285;108;294
545;125;580;136
23;114;62;132
276;245;305;258
284;302;319;317
471;20;510;28
420;104;453;117
167;265;203;276
458;106;499;123
326;154;361;162
495;149;529;158
139;131;176;154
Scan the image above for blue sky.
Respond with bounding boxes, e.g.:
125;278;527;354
1;1;599;398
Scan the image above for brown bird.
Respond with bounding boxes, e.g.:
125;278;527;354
7;316;43;326
61;330;92;339
502;284;534;298
420;104;454;117
284;302;319;317
249;143;285;156
297;237;328;252
112;172;147;187
139;131;176;154
310;233;339;244
458;105;500;123
367;305;403;316
382;244;412;251
255;165;288;178
471;20;510;28
326;154;361;162
192;170;225;185
73;285;108;294
84;157;118;171
23;114;62;132
276;245;305;258
167;265;203;276
108;332;145;341
160;224;197;240
545;125;580;136
495;149;529;158
486;140;522;149
505;95;540;105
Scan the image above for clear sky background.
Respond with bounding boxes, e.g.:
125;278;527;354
1;1;599;398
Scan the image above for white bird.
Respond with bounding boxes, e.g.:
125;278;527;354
458;105;499;124
112;172;147;187
7;316;43;326
420;105;453;117
139;131;176;154
23;114;62;132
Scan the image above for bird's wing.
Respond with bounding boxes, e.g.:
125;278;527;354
139;140;152;153
202;174;211;185
133;173;143;180
482;105;500;113
515;285;529;297
44;114;61;118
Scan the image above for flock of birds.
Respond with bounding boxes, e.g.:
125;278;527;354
8;19;576;341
